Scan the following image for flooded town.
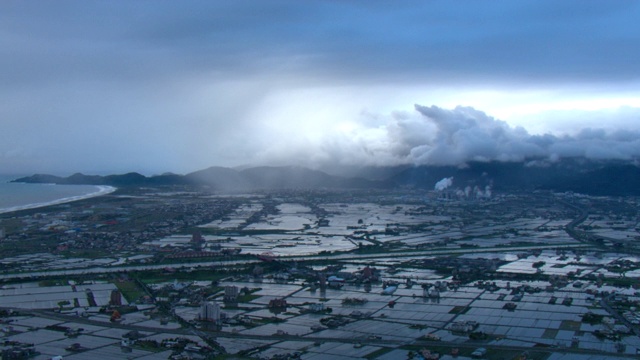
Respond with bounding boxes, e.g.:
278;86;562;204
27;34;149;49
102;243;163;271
2;186;640;360
3;0;640;359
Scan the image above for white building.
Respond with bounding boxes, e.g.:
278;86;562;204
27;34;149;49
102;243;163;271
200;301;220;322
309;303;325;312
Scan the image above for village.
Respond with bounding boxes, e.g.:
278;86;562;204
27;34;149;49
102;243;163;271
1;187;640;359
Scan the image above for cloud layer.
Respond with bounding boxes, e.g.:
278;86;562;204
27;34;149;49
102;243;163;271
409;105;640;165
1;1;640;174
259;104;640;169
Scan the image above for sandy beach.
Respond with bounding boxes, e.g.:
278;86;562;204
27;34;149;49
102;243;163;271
0;185;117;214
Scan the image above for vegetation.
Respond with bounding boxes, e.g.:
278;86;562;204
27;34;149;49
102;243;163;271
134;269;230;284
236;294;261;303
448;305;469;314
364;347;393;359
113;279;147;302
532;261;546;268
581;312;604;324
559;320;582;331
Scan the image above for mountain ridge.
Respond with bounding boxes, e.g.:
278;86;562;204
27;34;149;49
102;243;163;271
12;159;640;196
12;165;388;192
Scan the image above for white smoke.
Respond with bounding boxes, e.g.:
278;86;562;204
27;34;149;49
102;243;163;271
483;185;492;198
434;177;454;191
471;185;492;198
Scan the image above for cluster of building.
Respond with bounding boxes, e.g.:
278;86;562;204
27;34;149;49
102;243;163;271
2;186;640;358
1;341;35;360
0;192;241;271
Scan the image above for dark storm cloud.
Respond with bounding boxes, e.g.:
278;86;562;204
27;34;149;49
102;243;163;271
1;1;640;174
3;0;639;87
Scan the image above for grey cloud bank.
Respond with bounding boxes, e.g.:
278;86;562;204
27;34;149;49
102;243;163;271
1;1;640;174
257;104;640;169
409;105;640;165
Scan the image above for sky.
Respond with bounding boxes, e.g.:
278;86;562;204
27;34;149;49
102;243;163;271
1;0;640;175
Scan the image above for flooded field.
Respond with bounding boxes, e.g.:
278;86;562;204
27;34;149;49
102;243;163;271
3;189;640;359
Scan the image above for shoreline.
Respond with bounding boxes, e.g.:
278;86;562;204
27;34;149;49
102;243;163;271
0;185;117;215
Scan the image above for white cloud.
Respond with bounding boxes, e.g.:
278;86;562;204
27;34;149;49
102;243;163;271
254;103;640;169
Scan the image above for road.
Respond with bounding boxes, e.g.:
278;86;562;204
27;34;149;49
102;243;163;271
0;243;592;281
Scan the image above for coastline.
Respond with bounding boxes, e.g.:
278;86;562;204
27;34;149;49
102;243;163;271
0;185;117;215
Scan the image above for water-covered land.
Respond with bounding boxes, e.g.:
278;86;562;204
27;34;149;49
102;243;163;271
1;186;640;359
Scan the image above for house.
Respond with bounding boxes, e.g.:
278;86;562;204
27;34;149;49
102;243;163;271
471;347;487;358
268;298;287;309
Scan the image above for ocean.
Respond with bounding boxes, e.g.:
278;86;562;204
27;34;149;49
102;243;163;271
0;175;116;214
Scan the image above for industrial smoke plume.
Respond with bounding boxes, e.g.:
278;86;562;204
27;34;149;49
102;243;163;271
434;177;454;191
435;177;492;198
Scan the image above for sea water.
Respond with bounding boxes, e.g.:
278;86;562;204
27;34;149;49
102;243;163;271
0;175;116;214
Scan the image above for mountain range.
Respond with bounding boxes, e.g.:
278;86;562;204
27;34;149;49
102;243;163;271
12;158;640;196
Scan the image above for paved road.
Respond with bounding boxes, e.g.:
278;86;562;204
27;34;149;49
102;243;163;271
0;243;591;281
0;259;260;281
